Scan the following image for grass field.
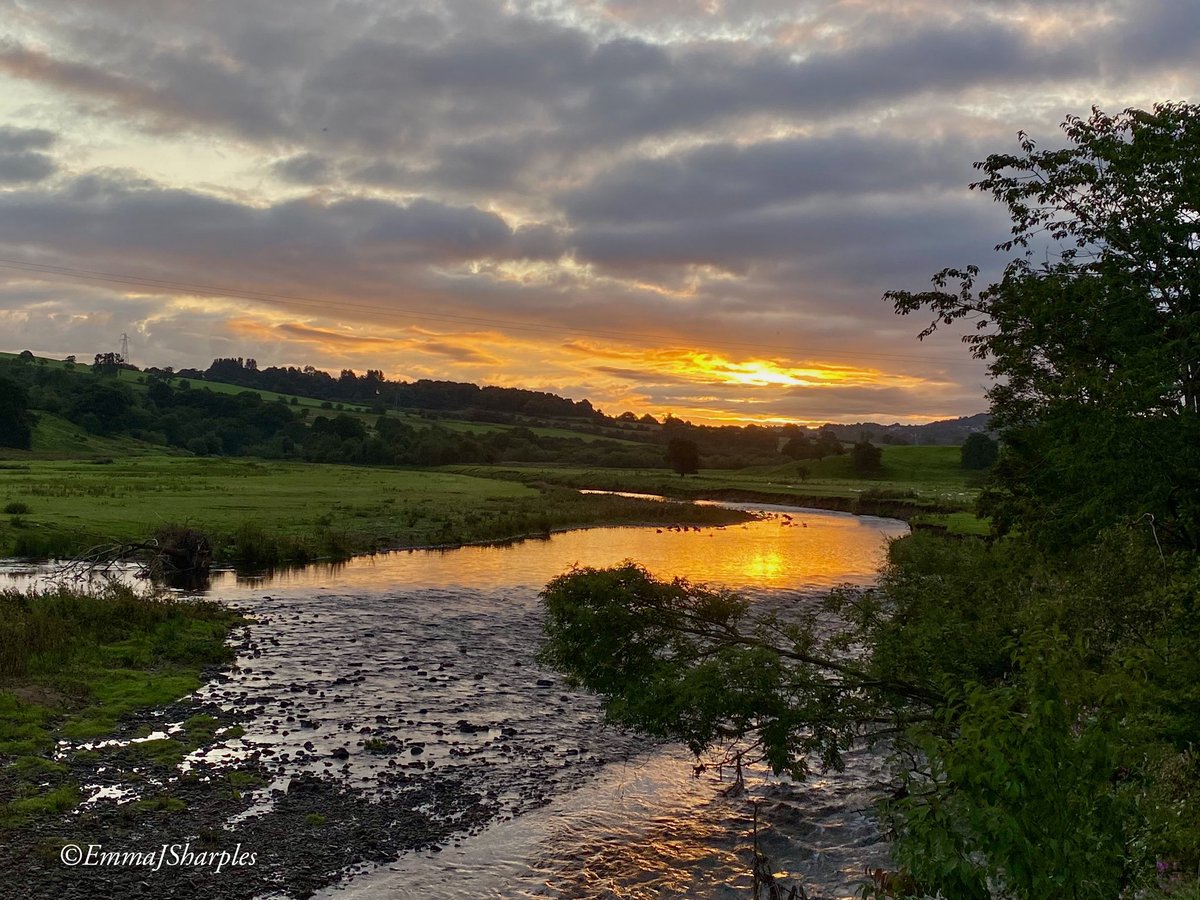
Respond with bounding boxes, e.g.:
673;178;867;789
451;444;975;500
445;444;989;534
451;444;984;508
0;455;755;562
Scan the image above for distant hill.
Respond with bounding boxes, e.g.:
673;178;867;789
3;350;989;449
818;413;992;446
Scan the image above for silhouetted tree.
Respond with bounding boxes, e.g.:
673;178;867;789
666;437;700;476
851;440;883;476
889;103;1200;548
92;352;125;375
0;376;33;448
961;433;999;470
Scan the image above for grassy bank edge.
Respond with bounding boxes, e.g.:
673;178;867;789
442;464;990;536
0;584;245;830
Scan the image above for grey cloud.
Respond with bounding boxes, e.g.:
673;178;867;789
0;125;58;183
0;2;1159;169
0;125;57;152
0;152;56;183
591;365;698;386
563;132;981;225
1109;0;1200;70
271;152;331;184
0;176;553;308
570;192;1008;281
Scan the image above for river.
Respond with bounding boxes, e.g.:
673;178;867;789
2;502;907;899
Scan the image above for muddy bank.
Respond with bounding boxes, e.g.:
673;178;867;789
3;758;494;900
0;648;502;900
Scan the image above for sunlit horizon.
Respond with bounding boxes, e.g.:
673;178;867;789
1;1;1190;425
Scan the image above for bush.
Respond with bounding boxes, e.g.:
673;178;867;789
3;501;29;515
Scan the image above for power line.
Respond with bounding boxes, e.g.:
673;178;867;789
0;256;986;372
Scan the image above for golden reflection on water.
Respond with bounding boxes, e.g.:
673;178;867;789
209;507;908;600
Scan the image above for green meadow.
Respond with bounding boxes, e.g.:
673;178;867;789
447;443;988;533
0;455;761;563
0;444;987;563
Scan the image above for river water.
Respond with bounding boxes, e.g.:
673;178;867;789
3;503;907;899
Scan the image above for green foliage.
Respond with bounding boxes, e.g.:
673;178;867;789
859;530;1200;897
888;103;1200;550
851;440;883;476
888;634;1129;900
2;783;80;826
127;794;187;814
0;375;33;449
0;583;239;768
959;433;998;470
540;563;908;776
781;429;844;461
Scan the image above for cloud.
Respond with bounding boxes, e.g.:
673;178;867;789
563;131;985;225
0;125;58;183
0;0;1194;423
0;174;554;276
272;153;331;184
273;322;401;347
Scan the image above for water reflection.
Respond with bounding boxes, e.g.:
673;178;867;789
0;505;904;599
1;502;908;899
197;506;905;600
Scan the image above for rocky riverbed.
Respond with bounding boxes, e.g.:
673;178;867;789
2;512;906;899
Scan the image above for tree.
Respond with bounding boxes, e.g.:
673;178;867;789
68;381;133;434
538;563;926;776
665;437;699;476
92;352;125;375
850;440;882;476
960;432;998;470
815;428;844;457
781;429;843;461
0;375;34;449
887;103;1200;549
780;434;812;459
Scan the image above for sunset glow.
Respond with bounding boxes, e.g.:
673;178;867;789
1;1;1192;423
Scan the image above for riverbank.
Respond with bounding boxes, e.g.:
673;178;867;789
444;454;989;535
0;581;508;899
0;457;755;565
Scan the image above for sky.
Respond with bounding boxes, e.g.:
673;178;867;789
0;0;1195;425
